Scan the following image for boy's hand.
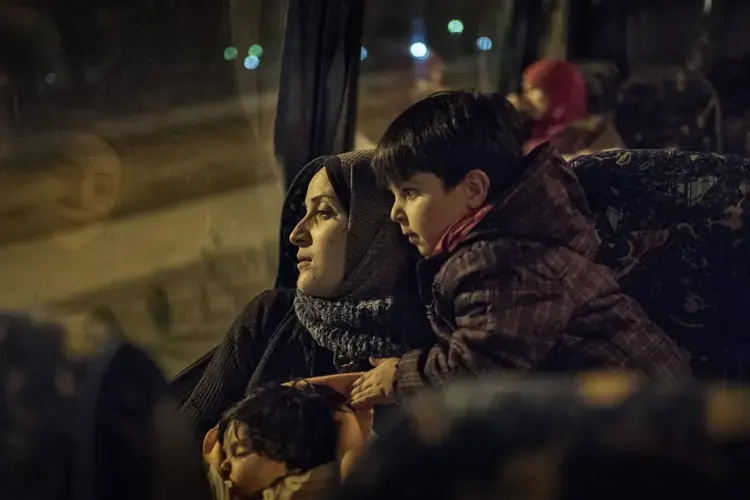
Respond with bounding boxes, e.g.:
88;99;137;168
349;357;399;409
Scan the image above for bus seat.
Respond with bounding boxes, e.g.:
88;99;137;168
571;149;750;380
615;68;719;151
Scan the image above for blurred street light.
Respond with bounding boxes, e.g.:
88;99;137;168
447;19;464;34
223;47;238;61
243;55;260;70
409;42;429;59
476;36;493;51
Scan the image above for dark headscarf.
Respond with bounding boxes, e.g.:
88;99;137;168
324;156;351;213
277;149;423;300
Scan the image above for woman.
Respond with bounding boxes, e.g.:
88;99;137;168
181;150;434;438
511;59;623;157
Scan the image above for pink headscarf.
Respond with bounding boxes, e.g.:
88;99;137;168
522;60;587;154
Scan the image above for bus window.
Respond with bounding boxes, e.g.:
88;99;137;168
0;0;286;376
356;0;512;148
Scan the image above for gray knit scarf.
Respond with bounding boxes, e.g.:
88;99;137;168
293;290;418;361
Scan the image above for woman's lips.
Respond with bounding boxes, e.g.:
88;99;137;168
297;259;311;270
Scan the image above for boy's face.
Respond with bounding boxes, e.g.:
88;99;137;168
389;171;489;257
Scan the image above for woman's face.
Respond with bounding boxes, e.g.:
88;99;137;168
289;168;349;297
220;422;288;499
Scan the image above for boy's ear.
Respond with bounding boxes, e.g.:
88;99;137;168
463;169;491;209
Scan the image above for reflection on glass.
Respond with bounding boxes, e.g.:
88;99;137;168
0;0;287;375
356;0;501;149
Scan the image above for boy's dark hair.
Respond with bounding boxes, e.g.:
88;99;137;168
373;90;525;196
217;382;348;471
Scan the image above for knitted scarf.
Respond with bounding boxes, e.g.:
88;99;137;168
293;290;420;362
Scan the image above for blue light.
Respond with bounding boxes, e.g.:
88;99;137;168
244;55;260;70
477;37;493;51
409;42;429;60
360;46;368;61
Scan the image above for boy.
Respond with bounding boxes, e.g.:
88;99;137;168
349;91;690;407
204;377;370;500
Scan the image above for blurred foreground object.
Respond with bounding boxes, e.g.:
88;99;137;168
334;373;750;500
0;311;210;500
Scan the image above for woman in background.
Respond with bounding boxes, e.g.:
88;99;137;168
510;59;623;157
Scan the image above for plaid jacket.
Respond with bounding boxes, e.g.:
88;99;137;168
395;145;691;396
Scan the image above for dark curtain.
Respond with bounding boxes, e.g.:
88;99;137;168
625;0;705;69
274;0;364;188
497;0;547;95
567;0;629;77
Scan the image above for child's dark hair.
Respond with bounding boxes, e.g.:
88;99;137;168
373;90;525;196
217;382;349;471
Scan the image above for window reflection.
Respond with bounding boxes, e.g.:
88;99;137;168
0;0;285;375
356;0;507;149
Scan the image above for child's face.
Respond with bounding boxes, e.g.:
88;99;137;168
219;421;289;499
389;172;487;257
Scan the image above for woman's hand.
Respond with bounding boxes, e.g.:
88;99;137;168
349;358;399;409
284;373;363;395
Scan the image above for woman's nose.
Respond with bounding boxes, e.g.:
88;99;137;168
289;220;309;247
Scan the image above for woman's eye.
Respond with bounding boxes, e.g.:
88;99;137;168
402;189;417;200
315;210;334;220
